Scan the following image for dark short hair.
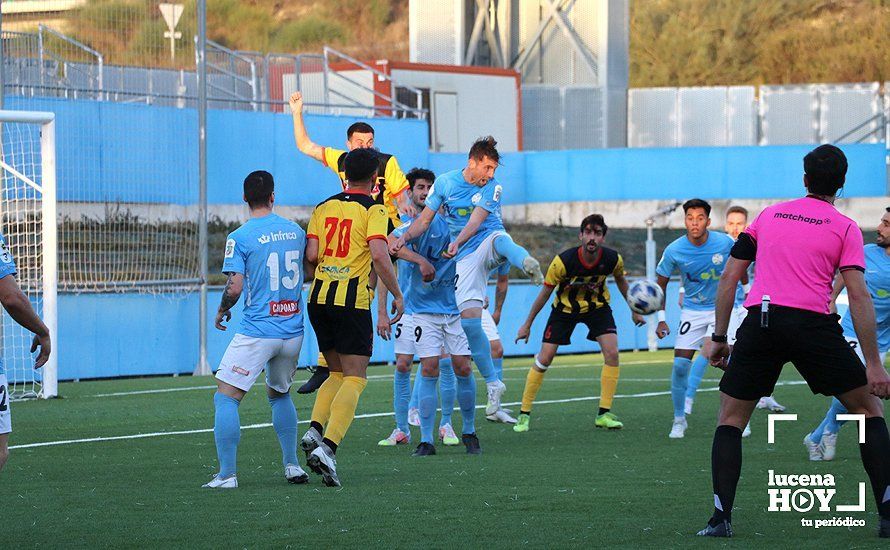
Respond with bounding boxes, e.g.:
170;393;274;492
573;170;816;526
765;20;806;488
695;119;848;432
406;167;435;190
804;144;847;195
344;148;379;183
243;170;274;208
347;122;375;139
683;198;711;217
468;136;499;163
726;205;748;219
580;214;608;236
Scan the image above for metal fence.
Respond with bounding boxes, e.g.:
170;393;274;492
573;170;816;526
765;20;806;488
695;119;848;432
630;83;887;148
2;25;426;118
522;84;604;150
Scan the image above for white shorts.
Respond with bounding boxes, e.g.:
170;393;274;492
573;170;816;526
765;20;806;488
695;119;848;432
675;309;715;351
393;314;416;356
455;231;507;310
481;308;501;342
413;313;471;359
0;374;10;435
215;333;303;394
727;306;747;345
845;337;887;365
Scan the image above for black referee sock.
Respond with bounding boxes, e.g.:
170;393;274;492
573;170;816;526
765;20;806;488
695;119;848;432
859;417;890;519
710;425;743;525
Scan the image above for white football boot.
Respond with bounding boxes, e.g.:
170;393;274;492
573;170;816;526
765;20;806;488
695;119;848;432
485;379;507;415
285;464;309;484
669;417;688;439
819;432;838;461
803;434;823;461
202;474;238;489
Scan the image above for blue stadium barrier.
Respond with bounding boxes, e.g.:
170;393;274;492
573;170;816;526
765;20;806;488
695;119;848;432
48;280;683;382
6;96;884;206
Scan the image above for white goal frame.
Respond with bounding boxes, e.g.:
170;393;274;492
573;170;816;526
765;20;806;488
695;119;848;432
0;110;58;399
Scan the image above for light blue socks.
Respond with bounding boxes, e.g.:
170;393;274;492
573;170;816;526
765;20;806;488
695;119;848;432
456;374;477;435
493;234;530;269
213;392;241;477
438;357;456;426
685;354;710;399
268;394;298;467
461;317;497;383
418;375;439;444
671;357;693;418
394;369;411;433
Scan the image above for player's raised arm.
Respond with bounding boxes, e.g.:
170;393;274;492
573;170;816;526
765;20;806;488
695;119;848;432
216;272;244;331
0;274;50;368
289;92;324;162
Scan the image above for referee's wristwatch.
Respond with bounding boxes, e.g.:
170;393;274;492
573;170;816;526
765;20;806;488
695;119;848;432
711;333;728;343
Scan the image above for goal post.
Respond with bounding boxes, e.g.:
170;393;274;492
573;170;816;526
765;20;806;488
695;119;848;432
0;110;58;399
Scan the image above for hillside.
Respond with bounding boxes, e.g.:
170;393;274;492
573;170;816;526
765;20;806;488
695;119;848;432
36;0;890;85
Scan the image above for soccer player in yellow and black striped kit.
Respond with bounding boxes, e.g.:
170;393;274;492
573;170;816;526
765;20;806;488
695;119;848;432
300;148;404;487
289;91;413;393
513;214;645;432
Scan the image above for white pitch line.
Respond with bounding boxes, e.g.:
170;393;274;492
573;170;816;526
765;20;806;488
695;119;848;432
78;358;674;399
92;385;218;397
9;380;808;451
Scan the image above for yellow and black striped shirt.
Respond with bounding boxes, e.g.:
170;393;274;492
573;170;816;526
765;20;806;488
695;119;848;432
544;246;625;315
322;147;408;226
307;190;389;310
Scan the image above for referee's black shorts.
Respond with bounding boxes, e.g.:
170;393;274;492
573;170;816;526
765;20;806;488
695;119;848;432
308;303;374;357
720;305;867;401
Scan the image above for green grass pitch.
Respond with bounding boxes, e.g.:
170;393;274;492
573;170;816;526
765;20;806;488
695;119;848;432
5;350;886;547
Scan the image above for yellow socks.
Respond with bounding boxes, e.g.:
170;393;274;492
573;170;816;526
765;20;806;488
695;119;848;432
317;352;328;368
521;368;546;414
310;371;343;427
599;365;620;411
323;376;368;445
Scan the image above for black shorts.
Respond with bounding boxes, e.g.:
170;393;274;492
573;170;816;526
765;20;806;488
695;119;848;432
308;303;374;357
542;306;617;346
720;306;867;401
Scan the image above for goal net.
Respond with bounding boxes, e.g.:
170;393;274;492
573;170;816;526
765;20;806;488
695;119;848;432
0;110;58;399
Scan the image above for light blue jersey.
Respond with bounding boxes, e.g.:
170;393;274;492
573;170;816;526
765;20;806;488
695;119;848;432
397;213;416;315
0;232;17;377
841;243;890;350
222;213;306;339
392;214;458;315
424;169;505;261
656;231;736;311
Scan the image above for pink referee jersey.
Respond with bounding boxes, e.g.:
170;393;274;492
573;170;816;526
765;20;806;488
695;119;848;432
741;196;865;314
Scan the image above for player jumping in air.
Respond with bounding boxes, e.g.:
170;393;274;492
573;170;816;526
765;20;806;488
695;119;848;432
804;206;890;461
300;149;404;487
289;91;413;394
654;199;740;439
513;214;645;432
204;171;310;489
390;136;544;417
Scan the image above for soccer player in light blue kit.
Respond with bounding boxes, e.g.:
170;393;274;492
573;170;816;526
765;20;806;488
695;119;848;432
204;171;310;489
655;199;738;439
0;231;52;473
390;209;480;455
377;168;461;447
804;207;890;461
390;136;544;416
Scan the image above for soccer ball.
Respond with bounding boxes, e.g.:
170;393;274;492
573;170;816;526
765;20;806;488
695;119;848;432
627;280;664;315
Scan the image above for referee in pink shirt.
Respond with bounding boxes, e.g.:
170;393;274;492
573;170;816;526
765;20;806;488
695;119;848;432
699;144;890;538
